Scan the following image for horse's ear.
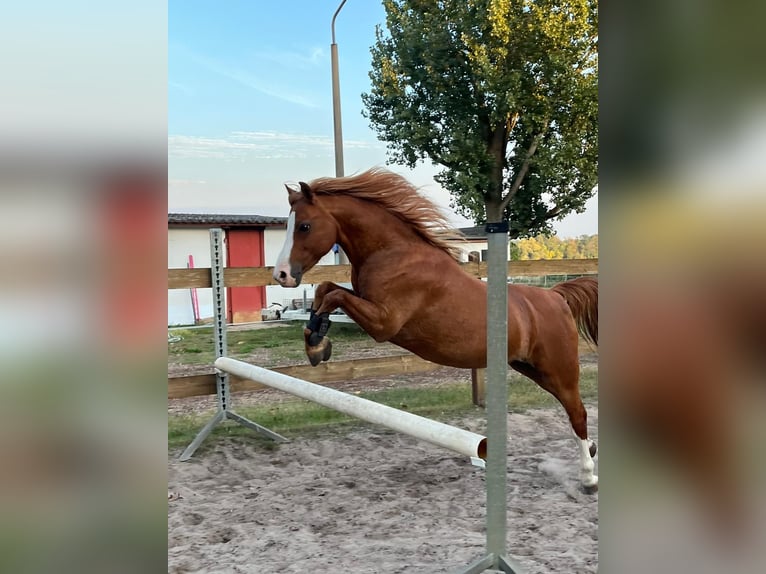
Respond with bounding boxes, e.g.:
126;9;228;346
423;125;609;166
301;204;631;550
284;181;314;205
298;181;314;203
285;184;303;206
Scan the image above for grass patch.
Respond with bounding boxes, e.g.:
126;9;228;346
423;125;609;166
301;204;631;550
507;366;598;411
168;322;372;365
168;383;478;450
168;368;598;450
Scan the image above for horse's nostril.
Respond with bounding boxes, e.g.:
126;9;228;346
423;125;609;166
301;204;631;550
278;271;287;280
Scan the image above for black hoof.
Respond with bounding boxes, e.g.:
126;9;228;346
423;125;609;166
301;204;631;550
308;331;323;347
589;441;597;458
582;483;598;495
308;351;322;367
306;336;332;367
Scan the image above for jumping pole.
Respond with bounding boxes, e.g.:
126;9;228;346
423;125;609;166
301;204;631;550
214;356;487;461
179;229;287;461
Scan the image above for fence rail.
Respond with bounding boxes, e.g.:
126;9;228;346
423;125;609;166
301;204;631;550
168;259;598;289
168;258;598;402
169;354;440;400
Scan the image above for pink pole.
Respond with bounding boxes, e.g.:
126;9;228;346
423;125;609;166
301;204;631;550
188;254;200;323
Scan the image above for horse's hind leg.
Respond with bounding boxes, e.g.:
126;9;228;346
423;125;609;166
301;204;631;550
511;360;598;493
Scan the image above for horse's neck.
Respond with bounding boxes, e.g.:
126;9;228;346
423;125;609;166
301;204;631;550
324;196;416;265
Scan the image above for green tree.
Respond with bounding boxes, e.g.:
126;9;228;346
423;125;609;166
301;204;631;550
563;238;580;259
512;233;597;259
582;233;598;258
363;0;598;235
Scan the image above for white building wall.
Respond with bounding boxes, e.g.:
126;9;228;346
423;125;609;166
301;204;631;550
168;228;226;326
264;228;337;308
453;239;511;262
458;240;487;261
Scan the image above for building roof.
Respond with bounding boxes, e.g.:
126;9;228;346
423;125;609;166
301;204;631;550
168;213;287;227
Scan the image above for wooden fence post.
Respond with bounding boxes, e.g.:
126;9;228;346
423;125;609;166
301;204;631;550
471;368;486;407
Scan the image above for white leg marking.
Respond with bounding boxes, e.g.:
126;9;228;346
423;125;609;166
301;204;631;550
574;430;598;488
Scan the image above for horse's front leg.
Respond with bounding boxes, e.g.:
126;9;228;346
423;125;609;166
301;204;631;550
315;289;405;344
303;282;355;366
304;287;407;366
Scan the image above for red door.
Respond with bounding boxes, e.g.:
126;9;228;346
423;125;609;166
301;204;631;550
225;229;266;323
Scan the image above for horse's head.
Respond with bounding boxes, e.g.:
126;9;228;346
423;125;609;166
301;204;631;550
273;181;338;287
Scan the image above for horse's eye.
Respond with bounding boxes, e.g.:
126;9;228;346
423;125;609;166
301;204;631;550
298;222;311;233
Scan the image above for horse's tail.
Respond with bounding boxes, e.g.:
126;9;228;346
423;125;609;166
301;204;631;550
551;276;598;347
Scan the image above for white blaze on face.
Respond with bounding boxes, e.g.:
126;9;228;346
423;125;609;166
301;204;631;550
273;211;297;286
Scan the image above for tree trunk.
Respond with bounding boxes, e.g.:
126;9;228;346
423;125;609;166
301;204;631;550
485;197;504;223
485;125;507;224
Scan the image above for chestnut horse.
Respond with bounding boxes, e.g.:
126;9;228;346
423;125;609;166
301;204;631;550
273;168;599;492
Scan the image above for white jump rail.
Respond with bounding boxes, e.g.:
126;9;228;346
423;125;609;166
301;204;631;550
214;356;488;461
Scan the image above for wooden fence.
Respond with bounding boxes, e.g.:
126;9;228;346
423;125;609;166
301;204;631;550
169;354;439;400
168;259;598;401
168;259;598;289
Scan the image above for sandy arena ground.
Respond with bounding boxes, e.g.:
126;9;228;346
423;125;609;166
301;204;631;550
168;404;598;573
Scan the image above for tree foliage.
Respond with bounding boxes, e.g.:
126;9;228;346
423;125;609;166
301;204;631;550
512;233;598;260
363;0;598;235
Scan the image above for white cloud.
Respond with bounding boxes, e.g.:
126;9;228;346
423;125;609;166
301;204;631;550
168;131;381;160
167;138;598;237
214;66;319;108
253;46;327;69
168;80;193;96
177;46;321;108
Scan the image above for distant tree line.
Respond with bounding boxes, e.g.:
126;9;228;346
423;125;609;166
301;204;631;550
510;234;598;260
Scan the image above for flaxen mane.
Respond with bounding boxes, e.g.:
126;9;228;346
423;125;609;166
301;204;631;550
308;168;465;261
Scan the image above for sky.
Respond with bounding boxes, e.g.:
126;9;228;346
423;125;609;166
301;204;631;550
168;0;598;237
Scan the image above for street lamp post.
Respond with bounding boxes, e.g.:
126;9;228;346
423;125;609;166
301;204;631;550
330;0;348;265
331;0;347;178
